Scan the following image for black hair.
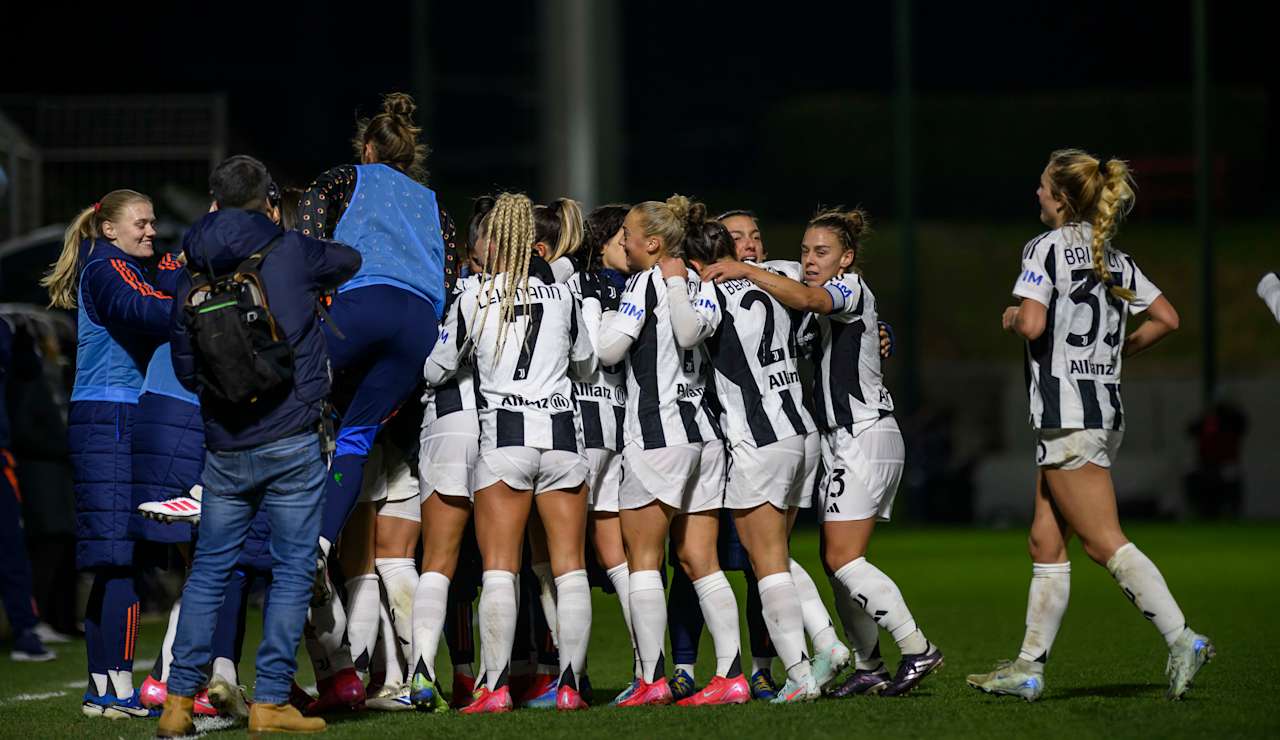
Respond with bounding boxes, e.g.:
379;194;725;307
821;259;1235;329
582;203;630;271
468;195;497;250
209;155;272;211
684;220;735;266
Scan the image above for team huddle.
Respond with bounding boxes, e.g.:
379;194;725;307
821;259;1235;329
45;93;1214;735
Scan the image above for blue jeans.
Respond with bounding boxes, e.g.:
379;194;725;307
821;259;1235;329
168;433;325;704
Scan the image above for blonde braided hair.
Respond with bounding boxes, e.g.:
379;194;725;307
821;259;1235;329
1045;149;1137;301
469;192;535;368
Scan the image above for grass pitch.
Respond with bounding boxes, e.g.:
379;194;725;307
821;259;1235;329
1;523;1277;738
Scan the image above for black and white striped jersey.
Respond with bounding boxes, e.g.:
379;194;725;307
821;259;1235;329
1012;223;1162;430
810;272;894;433
612;265;722;450
422;275;481;426
425;274;595;452
569;272;627;451
705;277;814;447
759;259;802;281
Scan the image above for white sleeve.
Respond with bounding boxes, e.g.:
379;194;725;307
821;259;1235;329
580;294;604;351
595;310;634;366
763;259;802;281
1258;272;1280;324
568;299;598;381
822;273;864;324
424;297;466;386
1125;258;1163;315
550;256;575;284
666;275;720;348
1011;237;1055;308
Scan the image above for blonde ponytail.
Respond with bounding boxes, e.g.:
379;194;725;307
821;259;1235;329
41;189;153;309
1090;159;1137;301
534;198;585;263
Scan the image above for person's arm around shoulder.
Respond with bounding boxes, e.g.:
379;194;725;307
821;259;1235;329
701;260;836;314
294;232;361;292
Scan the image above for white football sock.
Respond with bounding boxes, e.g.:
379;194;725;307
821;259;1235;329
479;571;518;691
605;563;641;679
212;657;238;686
157;597;181;682
751;655;774;675
1107;543;1186;647
375;558;418;667
376;602;404;685
693;571;742;677
1018;562;1070;667
833;575;883;671
675;663;697;681
306;595;353;681
90;673;109;697
531;561;560;649
758;572;813;685
629;570;667;683
344;573;382;674
411;571;449;682
553;570;591;687
790;558;839;654
834;557;929;656
109;669;134;699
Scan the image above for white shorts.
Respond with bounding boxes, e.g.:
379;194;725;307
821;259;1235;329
473;447;587;494
418;411;480;500
798;431;820;509
620;440;724;514
819;415;905;522
585;447;623;513
377;494;421;522
1036;428;1123;470
358;443;418;505
725;435;807;511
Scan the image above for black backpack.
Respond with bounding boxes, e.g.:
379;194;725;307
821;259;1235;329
184;237;294;406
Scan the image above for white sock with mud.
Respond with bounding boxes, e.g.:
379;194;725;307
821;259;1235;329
758;572;813;685
1018;562;1070;668
531;561;559;649
375;557;418;670
833;557;930;656
694;571;743;677
1106;543;1186;647
306;596;353;681
479;571;518;691
344;573;382;674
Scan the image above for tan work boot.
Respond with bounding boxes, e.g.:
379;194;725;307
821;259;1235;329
155;694;196;738
249;701;327;734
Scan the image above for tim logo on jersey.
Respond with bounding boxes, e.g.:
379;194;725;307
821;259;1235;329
618;301;645;322
1020;269;1045;286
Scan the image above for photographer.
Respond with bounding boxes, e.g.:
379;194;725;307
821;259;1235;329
157;156;359;737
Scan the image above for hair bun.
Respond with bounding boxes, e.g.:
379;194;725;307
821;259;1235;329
665;194;691;224
382;92;417;121
843;209;869;239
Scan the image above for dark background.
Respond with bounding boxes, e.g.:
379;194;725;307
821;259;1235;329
3;1;1275;221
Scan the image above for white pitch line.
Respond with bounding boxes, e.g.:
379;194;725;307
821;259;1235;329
4;691;67;704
